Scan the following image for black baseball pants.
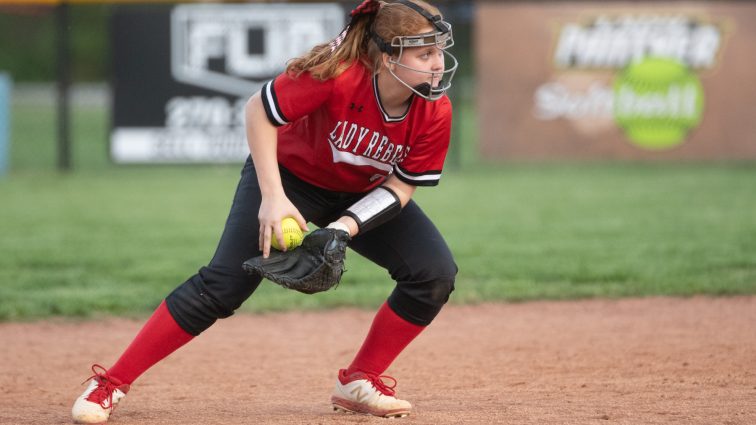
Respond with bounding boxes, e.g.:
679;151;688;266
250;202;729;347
166;157;457;335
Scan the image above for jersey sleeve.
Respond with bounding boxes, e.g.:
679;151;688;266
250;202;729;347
260;71;335;126
393;98;452;187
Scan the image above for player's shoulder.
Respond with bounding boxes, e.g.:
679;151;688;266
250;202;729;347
331;59;371;88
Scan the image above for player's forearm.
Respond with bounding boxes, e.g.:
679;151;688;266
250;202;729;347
332;175;416;237
382;174;416;207
245;92;284;196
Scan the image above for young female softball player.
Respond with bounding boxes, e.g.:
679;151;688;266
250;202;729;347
72;0;458;421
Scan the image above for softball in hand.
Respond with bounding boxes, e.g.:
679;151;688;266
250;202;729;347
271;217;305;250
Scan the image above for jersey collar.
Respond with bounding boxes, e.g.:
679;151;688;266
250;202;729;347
372;73;413;123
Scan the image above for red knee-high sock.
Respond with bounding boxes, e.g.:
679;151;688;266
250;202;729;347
107;300;194;385
346;302;426;376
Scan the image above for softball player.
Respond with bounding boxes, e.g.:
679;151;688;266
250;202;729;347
72;0;458;421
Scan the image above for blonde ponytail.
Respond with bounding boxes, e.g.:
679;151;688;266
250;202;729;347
286;14;375;80
285;0;442;80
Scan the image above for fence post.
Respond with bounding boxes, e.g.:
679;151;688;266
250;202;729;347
56;2;71;171
0;72;10;178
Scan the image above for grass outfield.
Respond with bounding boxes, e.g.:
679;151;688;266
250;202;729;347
1;95;755;320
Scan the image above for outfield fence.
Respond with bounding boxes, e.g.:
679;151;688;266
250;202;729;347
477;1;756;160
1;1;476;171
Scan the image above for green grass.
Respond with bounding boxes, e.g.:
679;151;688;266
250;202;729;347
1;97;755;320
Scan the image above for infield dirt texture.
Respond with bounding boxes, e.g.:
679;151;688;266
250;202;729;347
1;296;754;424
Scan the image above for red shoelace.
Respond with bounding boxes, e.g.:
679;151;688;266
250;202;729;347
363;373;398;397
81;364;123;409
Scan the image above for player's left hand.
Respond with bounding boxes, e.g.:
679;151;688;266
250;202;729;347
242;228;351;294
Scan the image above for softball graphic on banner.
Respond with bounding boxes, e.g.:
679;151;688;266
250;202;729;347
613;57;704;150
529;14;723;152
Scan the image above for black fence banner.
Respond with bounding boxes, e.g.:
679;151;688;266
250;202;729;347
111;3;344;163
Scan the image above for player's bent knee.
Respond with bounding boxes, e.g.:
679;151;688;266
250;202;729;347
165;275;236;336
428;273;456;304
423;258;458;302
388;261;458;326
418;259;458;304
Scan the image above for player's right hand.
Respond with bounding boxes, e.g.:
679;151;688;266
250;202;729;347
257;194;308;258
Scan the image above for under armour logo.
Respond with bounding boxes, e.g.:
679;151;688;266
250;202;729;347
349;102;364;112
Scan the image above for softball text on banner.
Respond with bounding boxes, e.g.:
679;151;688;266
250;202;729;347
110;3;344;164
477;2;756;160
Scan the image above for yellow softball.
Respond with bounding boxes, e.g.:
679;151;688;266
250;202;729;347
271;217;304;250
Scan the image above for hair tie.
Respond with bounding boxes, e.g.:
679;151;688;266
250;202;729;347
350;0;380;17
331;0;381;52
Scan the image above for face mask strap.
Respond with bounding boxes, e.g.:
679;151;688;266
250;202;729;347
393;0;447;33
371;0;452;55
387;48;459;101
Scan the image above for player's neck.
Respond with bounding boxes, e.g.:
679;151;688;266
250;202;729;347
375;72;413;116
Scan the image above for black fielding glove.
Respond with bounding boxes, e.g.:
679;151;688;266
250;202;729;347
242;228;351;294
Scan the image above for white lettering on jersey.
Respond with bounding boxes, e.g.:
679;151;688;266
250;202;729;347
371;136;389;160
329;121;343;143
362;133;380;158
352;127;371;154
392;145;407;164
341;123;359;150
380;143;394;162
329;143;393;172
326;120;407;172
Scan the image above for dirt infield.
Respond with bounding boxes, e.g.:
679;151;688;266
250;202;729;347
1;296;754;424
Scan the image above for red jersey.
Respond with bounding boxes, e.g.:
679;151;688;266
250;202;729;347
260;61;452;193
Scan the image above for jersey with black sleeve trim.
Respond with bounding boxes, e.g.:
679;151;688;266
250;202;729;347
260;61;451;193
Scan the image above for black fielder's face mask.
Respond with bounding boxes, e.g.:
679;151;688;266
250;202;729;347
371;7;458;101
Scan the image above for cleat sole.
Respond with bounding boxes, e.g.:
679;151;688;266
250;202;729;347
332;402;410;419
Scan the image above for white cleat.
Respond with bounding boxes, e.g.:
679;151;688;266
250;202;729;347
331;369;411;418
72;365;130;424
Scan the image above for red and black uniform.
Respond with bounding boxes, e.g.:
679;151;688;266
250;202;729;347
262;60;451;192
166;61;457;335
